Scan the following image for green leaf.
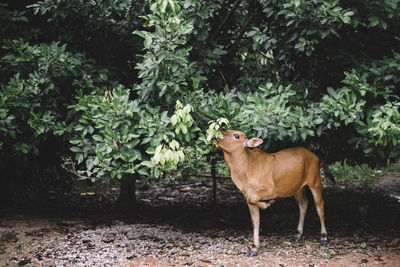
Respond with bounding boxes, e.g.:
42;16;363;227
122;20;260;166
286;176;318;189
86;158;95;170
92;134;104;142
363;146;374;154
154;167;161;178
369;17;380;27
70;146;82;153
141;137;152;145
168;0;177;15
77;153;84;164
146;147;156;154
327;87;337;98
141;161;154;168
137;168;149;176
313;118;323;124
160;0;168;13
171;114;178;125
180;123;188;134
300;131;307;141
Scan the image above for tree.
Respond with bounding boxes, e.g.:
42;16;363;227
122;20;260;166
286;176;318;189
64;0;203;204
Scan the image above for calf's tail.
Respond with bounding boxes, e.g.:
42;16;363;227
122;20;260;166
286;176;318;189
322;163;336;184
311;144;336;184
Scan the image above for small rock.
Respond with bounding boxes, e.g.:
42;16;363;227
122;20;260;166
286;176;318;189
57;221;77;227
390;238;399;247
102;237;115;243
139;183;149;191
18;259;31;266
1;231;17;242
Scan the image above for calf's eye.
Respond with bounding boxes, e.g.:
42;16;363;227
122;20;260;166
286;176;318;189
233;134;240;139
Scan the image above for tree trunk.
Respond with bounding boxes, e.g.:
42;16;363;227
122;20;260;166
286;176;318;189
117;173;137;208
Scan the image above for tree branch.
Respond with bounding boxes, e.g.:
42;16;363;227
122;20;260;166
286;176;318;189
227;13;255;52
237;13;254;40
211;0;243;41
61;157;105;181
218;68;230;90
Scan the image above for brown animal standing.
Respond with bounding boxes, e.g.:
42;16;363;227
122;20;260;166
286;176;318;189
217;130;335;256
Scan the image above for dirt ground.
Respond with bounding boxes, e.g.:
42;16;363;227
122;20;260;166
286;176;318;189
0;175;399;267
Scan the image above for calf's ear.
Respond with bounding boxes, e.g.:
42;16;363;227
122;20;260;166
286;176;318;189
245;137;263;147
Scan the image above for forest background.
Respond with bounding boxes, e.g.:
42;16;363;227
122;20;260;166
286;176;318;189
1;0;399;206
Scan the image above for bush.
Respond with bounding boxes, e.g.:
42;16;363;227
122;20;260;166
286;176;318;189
0;38;111;204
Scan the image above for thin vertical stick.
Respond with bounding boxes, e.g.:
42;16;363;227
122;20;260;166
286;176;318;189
211;157;217;206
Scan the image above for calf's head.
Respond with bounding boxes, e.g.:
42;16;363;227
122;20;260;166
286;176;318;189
217;130;264;153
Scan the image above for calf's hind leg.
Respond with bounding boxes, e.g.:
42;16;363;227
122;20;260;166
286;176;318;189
293;188;308;242
308;184;328;246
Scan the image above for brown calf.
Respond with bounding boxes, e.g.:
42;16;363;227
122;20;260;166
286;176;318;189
217;130;334;256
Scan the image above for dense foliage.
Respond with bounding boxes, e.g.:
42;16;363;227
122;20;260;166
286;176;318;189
1;0;399;204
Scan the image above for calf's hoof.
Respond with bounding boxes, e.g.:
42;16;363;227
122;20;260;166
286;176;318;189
249;251;258;257
292;233;302;243
320;235;329;247
320;240;329;247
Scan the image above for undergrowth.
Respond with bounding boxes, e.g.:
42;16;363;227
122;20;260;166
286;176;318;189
328;160;383;184
381;162;400;174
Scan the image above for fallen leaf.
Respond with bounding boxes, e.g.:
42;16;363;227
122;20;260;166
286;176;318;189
218;218;229;223
179;187;191;192
113;138;119;149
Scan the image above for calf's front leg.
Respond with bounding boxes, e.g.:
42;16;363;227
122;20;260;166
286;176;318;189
247;203;260;257
246;199;275;257
248;187;276;210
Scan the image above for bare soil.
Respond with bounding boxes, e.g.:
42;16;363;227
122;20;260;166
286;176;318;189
1;176;399;267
